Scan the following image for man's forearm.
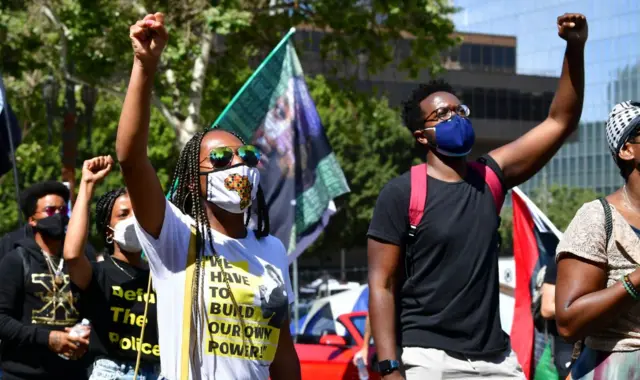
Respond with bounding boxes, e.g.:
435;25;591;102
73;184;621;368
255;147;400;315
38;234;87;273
548;42;585;128
370;287;397;360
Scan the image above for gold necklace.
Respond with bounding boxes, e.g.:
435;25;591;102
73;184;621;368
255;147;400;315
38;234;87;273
42;250;64;287
623;185;640;213
110;256;135;279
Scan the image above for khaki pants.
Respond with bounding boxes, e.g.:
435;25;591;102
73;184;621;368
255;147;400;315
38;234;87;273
401;346;525;380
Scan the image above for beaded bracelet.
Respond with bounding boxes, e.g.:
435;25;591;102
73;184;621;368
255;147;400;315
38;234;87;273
622;275;640;300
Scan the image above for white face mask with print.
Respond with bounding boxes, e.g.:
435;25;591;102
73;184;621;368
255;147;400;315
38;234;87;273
205;164;260;214
110;217;142;253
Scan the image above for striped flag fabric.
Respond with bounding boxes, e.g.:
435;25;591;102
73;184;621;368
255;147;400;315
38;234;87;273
510;187;563;379
213;28;350;262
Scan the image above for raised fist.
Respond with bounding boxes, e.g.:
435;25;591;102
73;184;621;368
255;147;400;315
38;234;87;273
557;13;588;45
129;13;168;68
81;155;113;184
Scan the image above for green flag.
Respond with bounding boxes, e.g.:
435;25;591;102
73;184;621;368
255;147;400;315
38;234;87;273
213;28;350;261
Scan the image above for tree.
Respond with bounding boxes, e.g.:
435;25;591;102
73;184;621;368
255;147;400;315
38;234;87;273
530;185;603;232
0;94;178;250
498;205;513;255
0;0;459;252
2;0;458;148
497;185;603;254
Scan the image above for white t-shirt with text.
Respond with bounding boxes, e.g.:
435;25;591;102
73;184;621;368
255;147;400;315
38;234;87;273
134;200;294;380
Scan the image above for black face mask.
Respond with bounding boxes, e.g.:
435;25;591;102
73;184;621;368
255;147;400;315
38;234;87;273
35;213;69;240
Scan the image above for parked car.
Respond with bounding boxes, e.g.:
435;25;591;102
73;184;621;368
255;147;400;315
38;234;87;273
295;311;379;380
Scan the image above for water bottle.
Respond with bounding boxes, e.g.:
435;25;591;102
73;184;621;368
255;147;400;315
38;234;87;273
59;319;91;360
355;353;369;380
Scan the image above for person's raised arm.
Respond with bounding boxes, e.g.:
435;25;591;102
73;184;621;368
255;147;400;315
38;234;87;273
490;13;587;188
368;239;402;380
64;156;113;290
116;12;168;239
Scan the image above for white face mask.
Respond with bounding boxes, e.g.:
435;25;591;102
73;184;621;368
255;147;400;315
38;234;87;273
110;217;142;253
205;164;260;214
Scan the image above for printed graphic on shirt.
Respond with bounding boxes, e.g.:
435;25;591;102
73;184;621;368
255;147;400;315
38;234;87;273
205;257;289;362
107;284;160;358
31;273;79;325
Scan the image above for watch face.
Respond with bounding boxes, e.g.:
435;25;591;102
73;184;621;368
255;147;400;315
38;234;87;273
379;360;400;375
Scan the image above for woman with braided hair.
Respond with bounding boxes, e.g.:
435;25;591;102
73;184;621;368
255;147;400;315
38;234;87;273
63;155;160;379
116;12;300;380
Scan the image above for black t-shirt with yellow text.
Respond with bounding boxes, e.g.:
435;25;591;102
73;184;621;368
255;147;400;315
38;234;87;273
81;257;159;364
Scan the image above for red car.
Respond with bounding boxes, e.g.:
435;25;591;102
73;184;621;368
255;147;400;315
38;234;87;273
294;311;380;380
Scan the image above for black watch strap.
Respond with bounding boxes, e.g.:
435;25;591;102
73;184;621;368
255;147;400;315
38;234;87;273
378;359;400;375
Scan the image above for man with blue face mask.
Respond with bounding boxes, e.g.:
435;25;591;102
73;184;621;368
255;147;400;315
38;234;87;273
368;13;588;380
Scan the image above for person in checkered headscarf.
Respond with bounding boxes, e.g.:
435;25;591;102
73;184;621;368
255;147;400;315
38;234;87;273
555;100;640;380
606;101;640;177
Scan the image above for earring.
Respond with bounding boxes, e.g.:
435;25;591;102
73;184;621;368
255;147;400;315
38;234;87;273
106;236;113;244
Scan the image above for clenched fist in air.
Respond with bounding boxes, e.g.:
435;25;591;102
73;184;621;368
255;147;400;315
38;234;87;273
557;13;588;46
129;12;168;69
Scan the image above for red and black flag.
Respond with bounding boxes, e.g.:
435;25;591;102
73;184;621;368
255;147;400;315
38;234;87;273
510;187;562;379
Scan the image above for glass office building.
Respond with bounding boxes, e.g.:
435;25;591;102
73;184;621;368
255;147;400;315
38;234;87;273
453;0;640;195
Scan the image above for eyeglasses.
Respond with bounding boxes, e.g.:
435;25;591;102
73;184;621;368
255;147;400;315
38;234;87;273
425;104;471;123
203;145;262;170
40;205;69;217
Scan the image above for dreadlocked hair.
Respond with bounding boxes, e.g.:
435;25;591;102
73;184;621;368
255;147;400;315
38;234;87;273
95;188;127;255
167;129;270;363
402;79;455;132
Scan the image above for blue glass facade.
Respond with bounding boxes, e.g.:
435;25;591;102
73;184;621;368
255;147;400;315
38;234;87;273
453;0;640;195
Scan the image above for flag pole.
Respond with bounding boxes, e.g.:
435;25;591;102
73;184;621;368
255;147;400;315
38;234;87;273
1;76;22;224
293;258;299;337
212;27;297;127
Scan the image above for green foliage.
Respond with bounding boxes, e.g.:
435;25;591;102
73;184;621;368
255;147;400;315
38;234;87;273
530;185;603;232
0;0;458;253
305;75;416;250
0;96;178;252
498;205;513;254
497;185;604;254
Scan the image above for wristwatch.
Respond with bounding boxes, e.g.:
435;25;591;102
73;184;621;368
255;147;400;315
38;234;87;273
378;359;400;376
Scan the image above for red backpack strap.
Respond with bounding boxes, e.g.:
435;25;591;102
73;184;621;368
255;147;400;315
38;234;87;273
408;164;428;239
468;161;504;214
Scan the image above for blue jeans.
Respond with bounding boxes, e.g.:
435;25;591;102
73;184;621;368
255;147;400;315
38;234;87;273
89;358;160;380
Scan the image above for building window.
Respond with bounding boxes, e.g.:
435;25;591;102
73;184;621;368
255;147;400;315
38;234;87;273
486;89;497;119
521;93;532;121
505;47;516;68
509;90;520;120
531;93;544;121
473;88;486;118
461;88;474;111
471;45;482;65
493;46;505;69
497;90;509;120
482;45;493;67
460;44;471;65
449;46;460;62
